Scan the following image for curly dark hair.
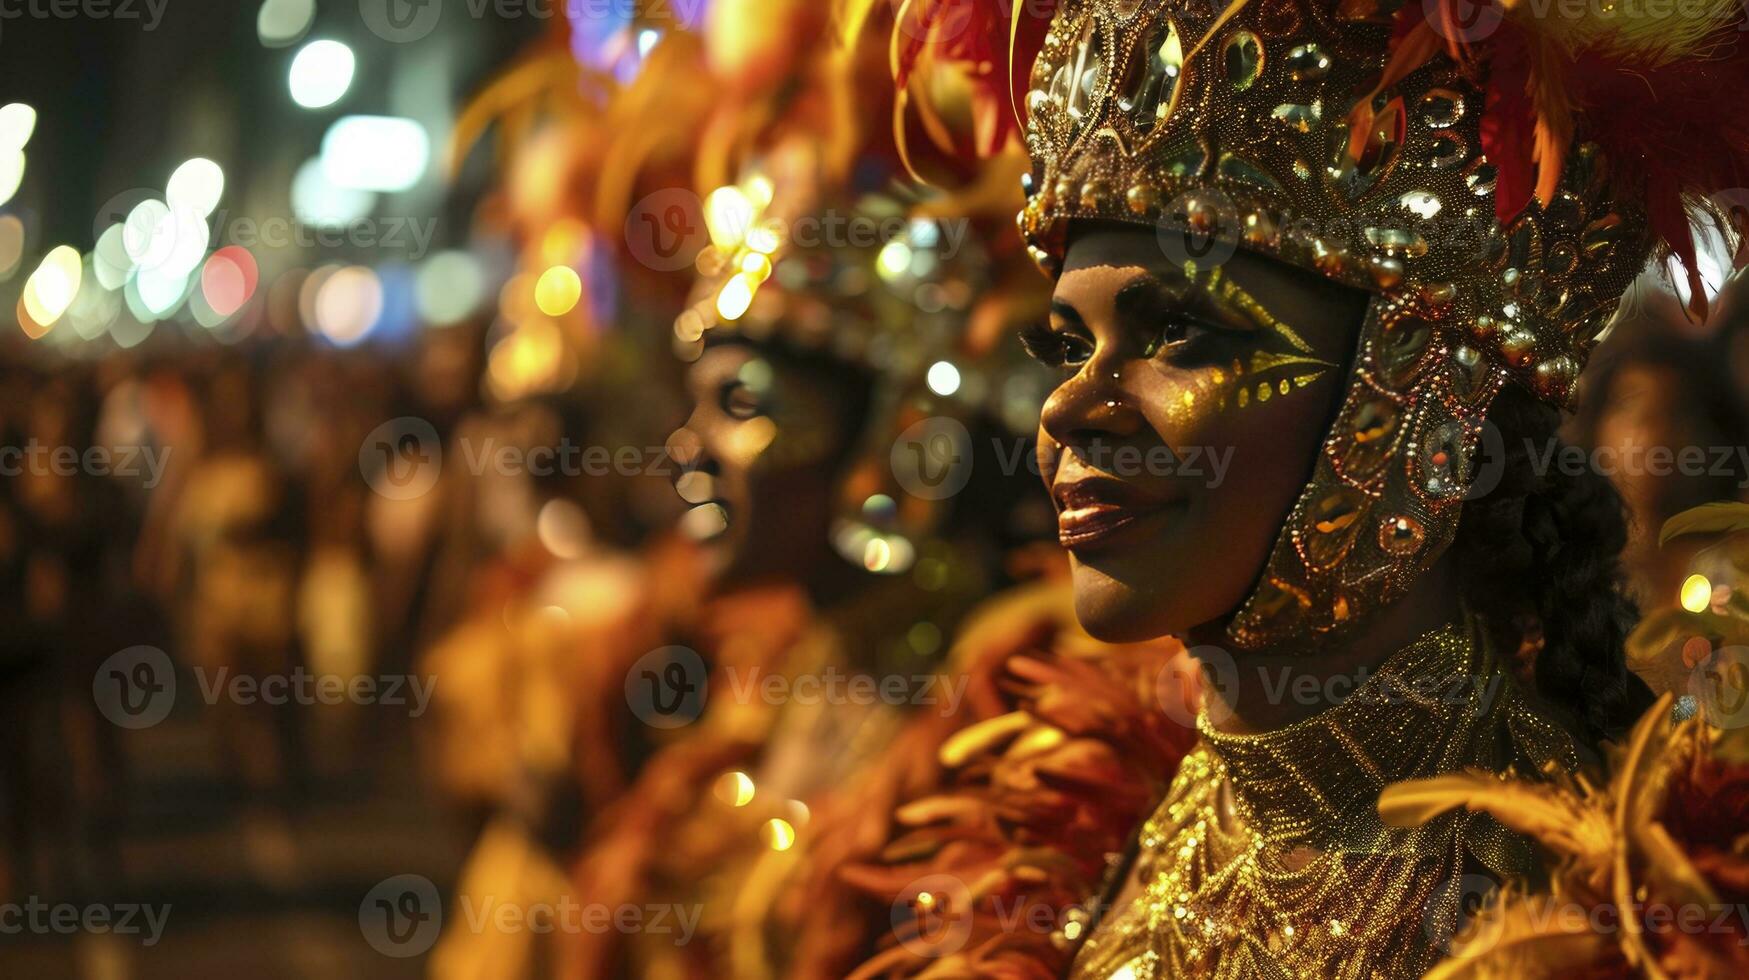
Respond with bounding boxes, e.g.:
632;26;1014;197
1451;385;1657;747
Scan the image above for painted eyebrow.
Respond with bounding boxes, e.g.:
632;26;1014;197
1112;274;1191;328
1048;299;1087;329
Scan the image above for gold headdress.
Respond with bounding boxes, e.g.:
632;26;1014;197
990;0;1749;647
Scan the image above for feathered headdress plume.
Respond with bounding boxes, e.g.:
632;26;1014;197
1332;0;1749;317
838;0;1058;180
867;0;1749;317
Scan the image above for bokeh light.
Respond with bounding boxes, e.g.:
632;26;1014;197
200;246;260;318
288;40;356;109
534;265;583;317
0;149;24;207
415;251;486;326
167;158;226;218
291;157;376;226
21;244;82;331
0;215;23;279
1681;573;1714;614
713;771;755;807
715;273;753;321
312;265;384;346
256;0;314;47
320;116;429;192
926;360;962;396
92;224;131;289
0;103;37;149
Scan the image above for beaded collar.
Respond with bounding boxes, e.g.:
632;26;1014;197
1197;618;1580;849
1069;618;1585;978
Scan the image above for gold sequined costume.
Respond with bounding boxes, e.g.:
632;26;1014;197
1072;618;1577;978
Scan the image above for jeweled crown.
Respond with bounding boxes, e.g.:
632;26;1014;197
1018;0;1652;407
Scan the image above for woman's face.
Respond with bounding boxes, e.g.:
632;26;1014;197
1030;224;1367;641
673;340;853;582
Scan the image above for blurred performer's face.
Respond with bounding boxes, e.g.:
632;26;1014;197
1031;224;1366;642
674;340;856;583
1594;363;1686;525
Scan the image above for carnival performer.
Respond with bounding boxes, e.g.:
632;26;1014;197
840;0;1749;976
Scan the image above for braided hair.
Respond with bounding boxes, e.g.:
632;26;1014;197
1452;385;1657;746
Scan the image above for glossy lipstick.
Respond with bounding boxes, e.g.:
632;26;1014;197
1053;477;1174;550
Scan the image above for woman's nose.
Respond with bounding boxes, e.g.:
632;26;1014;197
1040;357;1146;452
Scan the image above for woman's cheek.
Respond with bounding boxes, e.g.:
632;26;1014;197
1136;365;1236;451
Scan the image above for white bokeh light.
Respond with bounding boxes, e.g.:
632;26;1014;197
288;40;356;109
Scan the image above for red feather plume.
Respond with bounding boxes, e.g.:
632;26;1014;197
1354;0;1749;318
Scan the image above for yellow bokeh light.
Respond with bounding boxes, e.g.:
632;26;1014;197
716;273;755;321
1681;573;1714;614
739;252;771;282
762;818;796;851
22;245;81;329
713;770;755;807
744;175;773;210
534;265;583;317
864;536;893;573
16;296;47;340
876;239;911;281
540;218;587;266
745;224;781;254
487;319;565;399
704;185;754;249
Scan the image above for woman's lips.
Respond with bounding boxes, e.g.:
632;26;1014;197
1053;479;1176;551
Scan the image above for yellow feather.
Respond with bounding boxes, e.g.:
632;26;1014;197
1503;0;1739;65
1422;894;1616;979
1378;771;1611;864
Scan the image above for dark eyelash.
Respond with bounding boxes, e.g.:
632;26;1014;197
1146;317;1198;356
1018;321;1087;370
1017;321;1061;364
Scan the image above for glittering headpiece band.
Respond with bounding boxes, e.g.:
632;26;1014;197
1008;0;1749;648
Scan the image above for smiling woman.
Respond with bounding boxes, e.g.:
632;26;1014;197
1026;224;1365;644
840;0;1749;974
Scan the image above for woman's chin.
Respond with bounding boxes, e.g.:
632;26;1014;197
1071;568;1177;643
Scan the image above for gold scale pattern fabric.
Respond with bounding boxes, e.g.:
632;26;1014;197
1017;0;1652;650
1068;619;1582;978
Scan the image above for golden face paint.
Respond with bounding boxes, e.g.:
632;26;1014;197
1178;264;1337;414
